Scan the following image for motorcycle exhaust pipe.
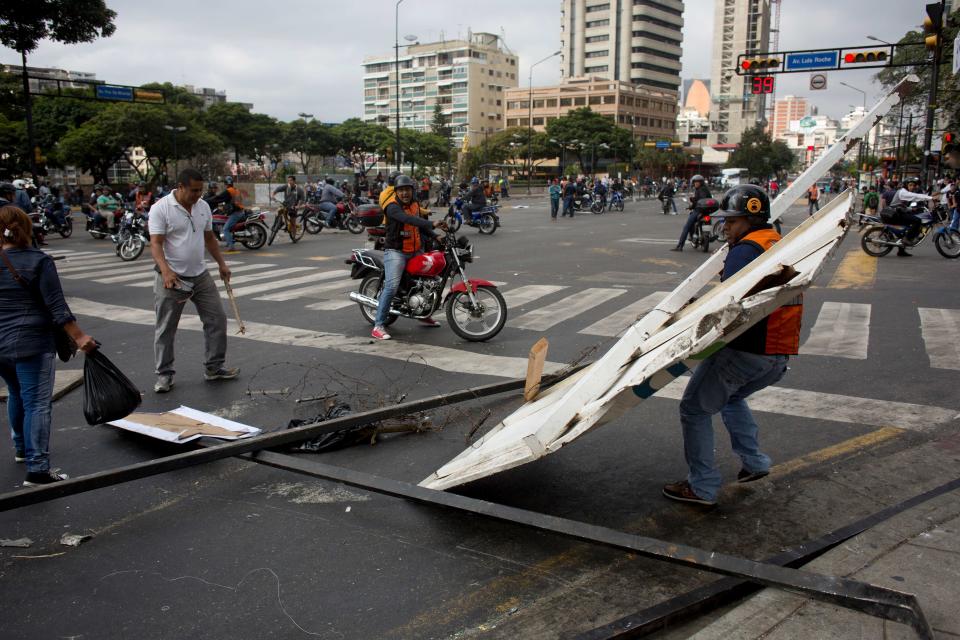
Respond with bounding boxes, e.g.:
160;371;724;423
348;292;401;315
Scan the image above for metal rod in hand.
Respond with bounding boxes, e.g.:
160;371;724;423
223;279;246;335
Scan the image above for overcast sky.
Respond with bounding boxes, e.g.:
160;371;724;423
1;0;927;124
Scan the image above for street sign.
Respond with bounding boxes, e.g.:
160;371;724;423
800;116;817;131
95;84;134;101
954;34;960;75
785;51;839;71
655;140;670;149
810;73;828;90
133;89;164;104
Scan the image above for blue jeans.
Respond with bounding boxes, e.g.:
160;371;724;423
678;348;788;501
950;207;959;231
1;351;56;472
562;196;574;216
318;202;338;227
375;249;411;326
677;210;699;247
550;198;560;218
222;210;244;246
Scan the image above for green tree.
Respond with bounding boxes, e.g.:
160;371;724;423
400;129;449;174
0;0;117;175
204;102;256;167
57;114;126;183
138;82;205;111
635;146;686;177
545;107;623;172
726;124;794;179
287;119;336;173
430;103;453;173
334;118;391;176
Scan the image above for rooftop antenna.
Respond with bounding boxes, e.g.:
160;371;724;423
499;27;515;55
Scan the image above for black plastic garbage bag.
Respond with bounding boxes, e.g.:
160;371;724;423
285;403;370;453
82;349;142;425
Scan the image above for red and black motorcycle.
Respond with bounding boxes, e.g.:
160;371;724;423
210;206;268;250
345;229;507;342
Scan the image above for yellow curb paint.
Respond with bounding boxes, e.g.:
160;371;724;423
827;250;877;289
768;426;904;478
307;256;332;261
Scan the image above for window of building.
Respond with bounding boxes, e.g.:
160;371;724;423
589;95;602;105
497;71;502;77
496;99;502;106
631;30;681;47
585;50;608;58
586;3;610;11
546;98;557;107
497;114;502;120
585;19;610;28
507;118;520;127
489;69;494;76
631;14;679;30
603;95;616;104
574;96;587;105
585;34;610;43
584;65;609;73
560;97;572;106
480;97;484;103
533;99;545;108
630;61;679;76
632;0;683;17
533;117;544;125
641;117;648;126
631;46;681;62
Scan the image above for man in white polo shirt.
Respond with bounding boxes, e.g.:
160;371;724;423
149;168;238;393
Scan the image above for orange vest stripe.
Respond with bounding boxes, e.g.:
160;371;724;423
738;229;803;356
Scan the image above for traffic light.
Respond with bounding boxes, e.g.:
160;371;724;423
843;50;888;64
741;57;781;73
944;132;958;152
924;2;943;51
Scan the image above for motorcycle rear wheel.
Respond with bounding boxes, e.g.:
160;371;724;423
357;274;397;326
861;227;895;257
59;218;73;238
444;213;462;232
240;223;267;249
591;201;604;214
478;214;498;235
346;215;365;235
934;229;960;259
118;236;145;261
614;200;624;212
305;214;322;234
445;285;507;342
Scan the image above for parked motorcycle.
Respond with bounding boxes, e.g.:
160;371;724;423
111;208;149;261
443;195;500;235
34;195;73;238
608;190;625;212
571;191;593;213
590;193;607;214
861;203;960;259
211;207;268;249
346;229;507;342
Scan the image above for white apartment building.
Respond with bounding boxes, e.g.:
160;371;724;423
709;0;771;145
361;31;519;150
559;0;683;94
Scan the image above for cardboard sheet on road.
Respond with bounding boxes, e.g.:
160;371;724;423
108;406;261;443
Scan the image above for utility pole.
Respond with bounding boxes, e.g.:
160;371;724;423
920;0;946;189
20;51;38;178
394;0;404;173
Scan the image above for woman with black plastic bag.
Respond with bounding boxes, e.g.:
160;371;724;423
0;206;96;486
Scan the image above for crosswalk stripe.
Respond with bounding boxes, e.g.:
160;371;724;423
57;252;122;263
656;376;956;432
95;263;275;284
212;266;314;287
125;261;242;287
225;272;342;298
502;285;567;308
918;307;960;370
799;301;871;359
46;249;102;257
253;275;353;301
512;287;626;331
67;297;562;379
619;237;677;245
59;261;157;277
579;291;670;337
305;300;355;311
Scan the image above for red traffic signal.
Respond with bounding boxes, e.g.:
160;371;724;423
741;58;781;72
844;50;888;64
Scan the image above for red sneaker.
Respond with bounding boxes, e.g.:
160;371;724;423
418;317;441;327
371;326;391;340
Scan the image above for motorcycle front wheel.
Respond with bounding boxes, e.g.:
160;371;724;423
445;285;507;342
712;219;726;244
591;201;604;214
478;214;498;235
357;274;397;326
614;200;624;212
240;223;267;249
118;236;145;261
935;229;960;259
346;215;365;235
861;227;895;257
443;213;462;232
59;218;73;238
305;213;322;234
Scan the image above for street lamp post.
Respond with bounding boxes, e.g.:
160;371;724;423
163;125;187;182
840;82;868;183
526;51;561;194
394;0;405;172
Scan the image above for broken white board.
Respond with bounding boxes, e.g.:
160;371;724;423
108;406;261;443
421;193;853;490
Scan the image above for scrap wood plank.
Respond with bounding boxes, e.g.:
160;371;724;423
524;338;549;401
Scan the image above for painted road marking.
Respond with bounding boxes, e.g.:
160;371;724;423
59;261;157;277
769;426;904;478
918;307;960;370
512;288;627;331
305;299;355;311
618;237;677;245
827;250;878;289
799;301;871;359
67;298;564;379
656;376;956;432
252;275;354;301
95;263;276;284
579;291;670;337
501;285;567;309
224;272;344;298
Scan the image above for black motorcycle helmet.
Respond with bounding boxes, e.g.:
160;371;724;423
719;184;771;221
325;178;334;185
394;174;416;190
387;171;402;186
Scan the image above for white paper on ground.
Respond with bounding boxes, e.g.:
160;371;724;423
108;406;261;443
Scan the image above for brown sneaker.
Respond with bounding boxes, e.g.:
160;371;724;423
662;480;716;506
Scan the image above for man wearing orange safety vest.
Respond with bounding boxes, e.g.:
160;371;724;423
371;175;446;341
663;184;802;506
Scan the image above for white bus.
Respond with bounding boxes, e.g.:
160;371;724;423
721;168;749;188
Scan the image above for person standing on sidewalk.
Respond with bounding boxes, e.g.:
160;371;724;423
807;184;820;215
662;185;801;506
548;178;561;221
0;206;96;485
149;168;238;394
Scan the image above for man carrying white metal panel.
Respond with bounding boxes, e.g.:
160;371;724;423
663;185;803;507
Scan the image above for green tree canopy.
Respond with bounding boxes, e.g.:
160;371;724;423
726;124;794;179
204;102;257;166
334;118;391;176
0;0;116;54
287;119;337;173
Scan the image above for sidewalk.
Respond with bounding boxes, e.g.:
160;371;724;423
683;486;960;639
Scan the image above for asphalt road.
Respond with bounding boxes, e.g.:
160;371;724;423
1;197;958;639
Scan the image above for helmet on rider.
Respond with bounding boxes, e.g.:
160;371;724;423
325;178;334;185
393;175;416;203
471;177;479;185
903;177;920;190
225;176;234;185
691;174;705;184
12;179;26;190
0;183;14;199
719;184;771;221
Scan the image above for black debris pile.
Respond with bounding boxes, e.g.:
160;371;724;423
284;400;434;453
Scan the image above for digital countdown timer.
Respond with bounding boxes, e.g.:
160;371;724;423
751;76;775;94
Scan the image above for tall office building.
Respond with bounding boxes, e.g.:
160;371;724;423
361;31;518;151
559;0;683;95
708;0;771;144
769;95;808;141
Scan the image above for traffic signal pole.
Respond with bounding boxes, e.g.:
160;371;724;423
920;0;946;190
